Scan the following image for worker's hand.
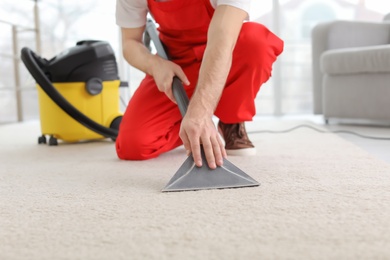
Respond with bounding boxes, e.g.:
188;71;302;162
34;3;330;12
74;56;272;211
149;56;190;103
179;111;227;169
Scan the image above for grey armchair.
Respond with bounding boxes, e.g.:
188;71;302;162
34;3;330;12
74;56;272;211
312;14;390;123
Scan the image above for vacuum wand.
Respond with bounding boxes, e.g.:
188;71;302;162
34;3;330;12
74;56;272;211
145;19;189;117
172;77;189;117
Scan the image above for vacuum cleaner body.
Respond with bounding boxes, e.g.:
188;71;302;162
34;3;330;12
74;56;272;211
24;40;123;144
37;80;121;142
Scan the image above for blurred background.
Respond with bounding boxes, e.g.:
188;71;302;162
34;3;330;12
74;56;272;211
0;0;389;124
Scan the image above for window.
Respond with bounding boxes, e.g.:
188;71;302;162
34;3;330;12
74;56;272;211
0;0;388;123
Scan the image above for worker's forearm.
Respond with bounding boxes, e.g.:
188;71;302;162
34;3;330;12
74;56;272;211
187;6;246;118
122;38;159;76
188;34;234;117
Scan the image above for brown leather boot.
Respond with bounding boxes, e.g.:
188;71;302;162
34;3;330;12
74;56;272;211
217;121;256;156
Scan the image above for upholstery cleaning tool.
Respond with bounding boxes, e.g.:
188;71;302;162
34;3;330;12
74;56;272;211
21;41;124;145
145;19;260;192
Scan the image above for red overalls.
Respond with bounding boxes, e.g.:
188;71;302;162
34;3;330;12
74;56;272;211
116;0;284;160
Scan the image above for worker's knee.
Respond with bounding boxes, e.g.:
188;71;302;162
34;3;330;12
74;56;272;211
237;22;281;68
115;129;155;161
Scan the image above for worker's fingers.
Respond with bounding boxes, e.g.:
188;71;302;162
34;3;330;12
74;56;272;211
155;75;177;103
152;60;188;104
179;115;222;169
181;132;191;155
211;134;224;167
202;132;225;169
201;139;217;169
217;134;227;159
180;131;201;166
173;65;190;86
189;137;202;167
180;131;202;167
165;85;176;104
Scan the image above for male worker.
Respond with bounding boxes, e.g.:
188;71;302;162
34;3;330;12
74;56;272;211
115;0;283;169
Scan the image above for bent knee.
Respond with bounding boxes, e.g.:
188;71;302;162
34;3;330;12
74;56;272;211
238;22;284;65
115;131;156;161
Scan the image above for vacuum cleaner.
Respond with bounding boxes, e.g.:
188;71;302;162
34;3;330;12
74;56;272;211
21;40;124;145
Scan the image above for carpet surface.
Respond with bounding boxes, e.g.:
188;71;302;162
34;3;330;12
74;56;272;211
1;121;390;260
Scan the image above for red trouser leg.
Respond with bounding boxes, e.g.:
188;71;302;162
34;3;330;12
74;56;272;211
215;22;284;123
116;63;200;160
115;75;182;160
116;22;283;160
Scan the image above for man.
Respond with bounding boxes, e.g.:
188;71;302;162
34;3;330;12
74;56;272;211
115;0;283;169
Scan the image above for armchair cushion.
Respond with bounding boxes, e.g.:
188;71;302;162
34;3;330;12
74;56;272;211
321;45;390;75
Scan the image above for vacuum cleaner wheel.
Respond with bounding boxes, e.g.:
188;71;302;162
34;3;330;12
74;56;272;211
38;135;47;144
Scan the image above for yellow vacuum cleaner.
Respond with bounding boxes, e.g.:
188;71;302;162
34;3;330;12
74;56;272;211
21;41;124;145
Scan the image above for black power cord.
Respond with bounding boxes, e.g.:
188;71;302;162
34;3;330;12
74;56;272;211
248;124;390;141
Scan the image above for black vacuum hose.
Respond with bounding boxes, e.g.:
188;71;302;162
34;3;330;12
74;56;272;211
21;47;119;140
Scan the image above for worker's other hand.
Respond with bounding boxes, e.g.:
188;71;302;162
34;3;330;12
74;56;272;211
180;112;227;169
150;56;190;103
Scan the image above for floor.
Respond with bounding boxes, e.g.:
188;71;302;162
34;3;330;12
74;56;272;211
323;122;390;164
2;116;390;260
2;115;390;164
248;115;390;164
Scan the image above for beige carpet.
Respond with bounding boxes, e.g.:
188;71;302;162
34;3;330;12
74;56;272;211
1;120;390;260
